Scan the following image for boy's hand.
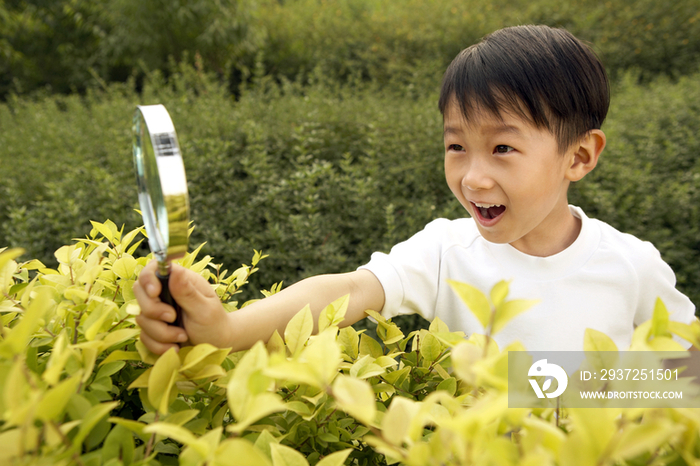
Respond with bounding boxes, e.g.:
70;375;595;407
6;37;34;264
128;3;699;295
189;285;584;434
134;260;232;354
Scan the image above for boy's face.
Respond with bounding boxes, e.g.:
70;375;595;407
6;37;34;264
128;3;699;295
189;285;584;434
443;103;579;257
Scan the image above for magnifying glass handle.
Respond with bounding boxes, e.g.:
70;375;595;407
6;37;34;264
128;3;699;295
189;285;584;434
156;271;184;328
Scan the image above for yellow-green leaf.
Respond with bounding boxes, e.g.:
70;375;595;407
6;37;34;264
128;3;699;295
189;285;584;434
266;330;285;355
148;348;181;414
99;328;140;352
214;438;272;466
492;299;539;334
270;442;309;466
0;288;53;357
338;326;359;359
90;221;114;243
332;374;376;426
489;280;510;308
668;319;700;349
318;294;349;332
301;329;341;387
112;255;138;280
447;280;491;329
180;343;229;372
36;373;82;422
583;328;618;352
381;396;421;446
227;393;287;435
284;305;314;357
315;449;352;466
612;419;681;460
359;334;383;358
428;317;449;333
71;401;120;452
144;422;209;458
419;331;442;362
651;298;670;337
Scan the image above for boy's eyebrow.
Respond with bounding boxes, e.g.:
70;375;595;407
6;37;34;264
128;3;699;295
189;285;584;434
443;123;524;138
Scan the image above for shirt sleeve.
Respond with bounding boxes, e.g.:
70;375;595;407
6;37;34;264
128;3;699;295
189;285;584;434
358;219;450;321
632;241;697;349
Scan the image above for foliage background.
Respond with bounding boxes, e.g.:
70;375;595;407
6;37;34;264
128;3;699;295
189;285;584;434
2;0;700;333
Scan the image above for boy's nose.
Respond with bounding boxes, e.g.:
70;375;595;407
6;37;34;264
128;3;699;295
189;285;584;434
461;161;495;191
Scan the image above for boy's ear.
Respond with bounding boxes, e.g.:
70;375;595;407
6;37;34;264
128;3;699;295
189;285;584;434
565;129;606;182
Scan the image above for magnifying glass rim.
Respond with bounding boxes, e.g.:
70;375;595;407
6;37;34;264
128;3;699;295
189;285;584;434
133;104;189;264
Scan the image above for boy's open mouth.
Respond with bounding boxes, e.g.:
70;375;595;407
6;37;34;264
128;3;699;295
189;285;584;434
472;202;506;221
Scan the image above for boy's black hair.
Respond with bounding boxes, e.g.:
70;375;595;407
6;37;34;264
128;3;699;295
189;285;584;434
439;25;610;152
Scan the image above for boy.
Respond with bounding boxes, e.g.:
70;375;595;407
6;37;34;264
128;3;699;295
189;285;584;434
134;25;696;354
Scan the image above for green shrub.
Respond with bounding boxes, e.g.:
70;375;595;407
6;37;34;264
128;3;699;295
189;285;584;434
2;0;699;98
1;225;700;465
2;66;699;316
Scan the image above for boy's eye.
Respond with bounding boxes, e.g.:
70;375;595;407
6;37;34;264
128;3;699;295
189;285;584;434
494;145;514;154
448;144;464;151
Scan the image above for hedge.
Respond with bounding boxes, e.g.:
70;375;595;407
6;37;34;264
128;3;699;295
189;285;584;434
1;67;699;317
1;227;700;465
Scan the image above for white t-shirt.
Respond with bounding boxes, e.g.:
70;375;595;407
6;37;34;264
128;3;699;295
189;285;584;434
359;206;696;351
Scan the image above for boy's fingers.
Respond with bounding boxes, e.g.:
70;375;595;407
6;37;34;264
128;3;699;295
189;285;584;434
137;260;161;299
139;330;181;355
136;313;187;346
133;281;176;322
169;264;218;306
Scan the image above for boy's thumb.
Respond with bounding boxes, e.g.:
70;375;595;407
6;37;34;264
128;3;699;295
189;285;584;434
168;265;218;311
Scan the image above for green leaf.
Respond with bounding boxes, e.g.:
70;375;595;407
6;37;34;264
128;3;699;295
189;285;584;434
165;409;200;427
253;429;279;459
332;374;376;426
489;280;510;308
436;377;457;396
301;329;341;387
447;280;491;329
612;419;681;460
0;248;23;294
318;294;349;332
99;328;140;353
668;319;700;349
270;442;309;466
214;438;272;466
36;374;82;422
148;348;181;414
70;401;120;453
338;326;359;359
381;396;420;446
180;343;230;372
492;299;539;334
101;425;135;466
0;288;53;358
112;255;138;280
359;334;383;358
583;328;619;352
266;330;286;355
227;393;286;435
419;331;442;362
429;317;450;333
651;297;670;337
144;422;209;458
284;305;314;357
315;449;352;466
108;418;150;442
90;221;114;243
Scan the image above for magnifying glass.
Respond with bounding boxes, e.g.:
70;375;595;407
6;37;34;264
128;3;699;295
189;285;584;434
132;104;189;328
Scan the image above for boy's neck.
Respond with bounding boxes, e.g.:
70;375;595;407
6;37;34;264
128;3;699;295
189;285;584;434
509;205;582;257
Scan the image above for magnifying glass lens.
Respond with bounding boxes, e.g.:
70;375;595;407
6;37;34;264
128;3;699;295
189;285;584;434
133;105;189;329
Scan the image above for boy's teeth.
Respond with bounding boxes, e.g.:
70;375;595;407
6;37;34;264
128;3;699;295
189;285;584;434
473;202;506;220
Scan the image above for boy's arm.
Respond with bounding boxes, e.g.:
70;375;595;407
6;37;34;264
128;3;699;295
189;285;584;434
134;260;384;354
